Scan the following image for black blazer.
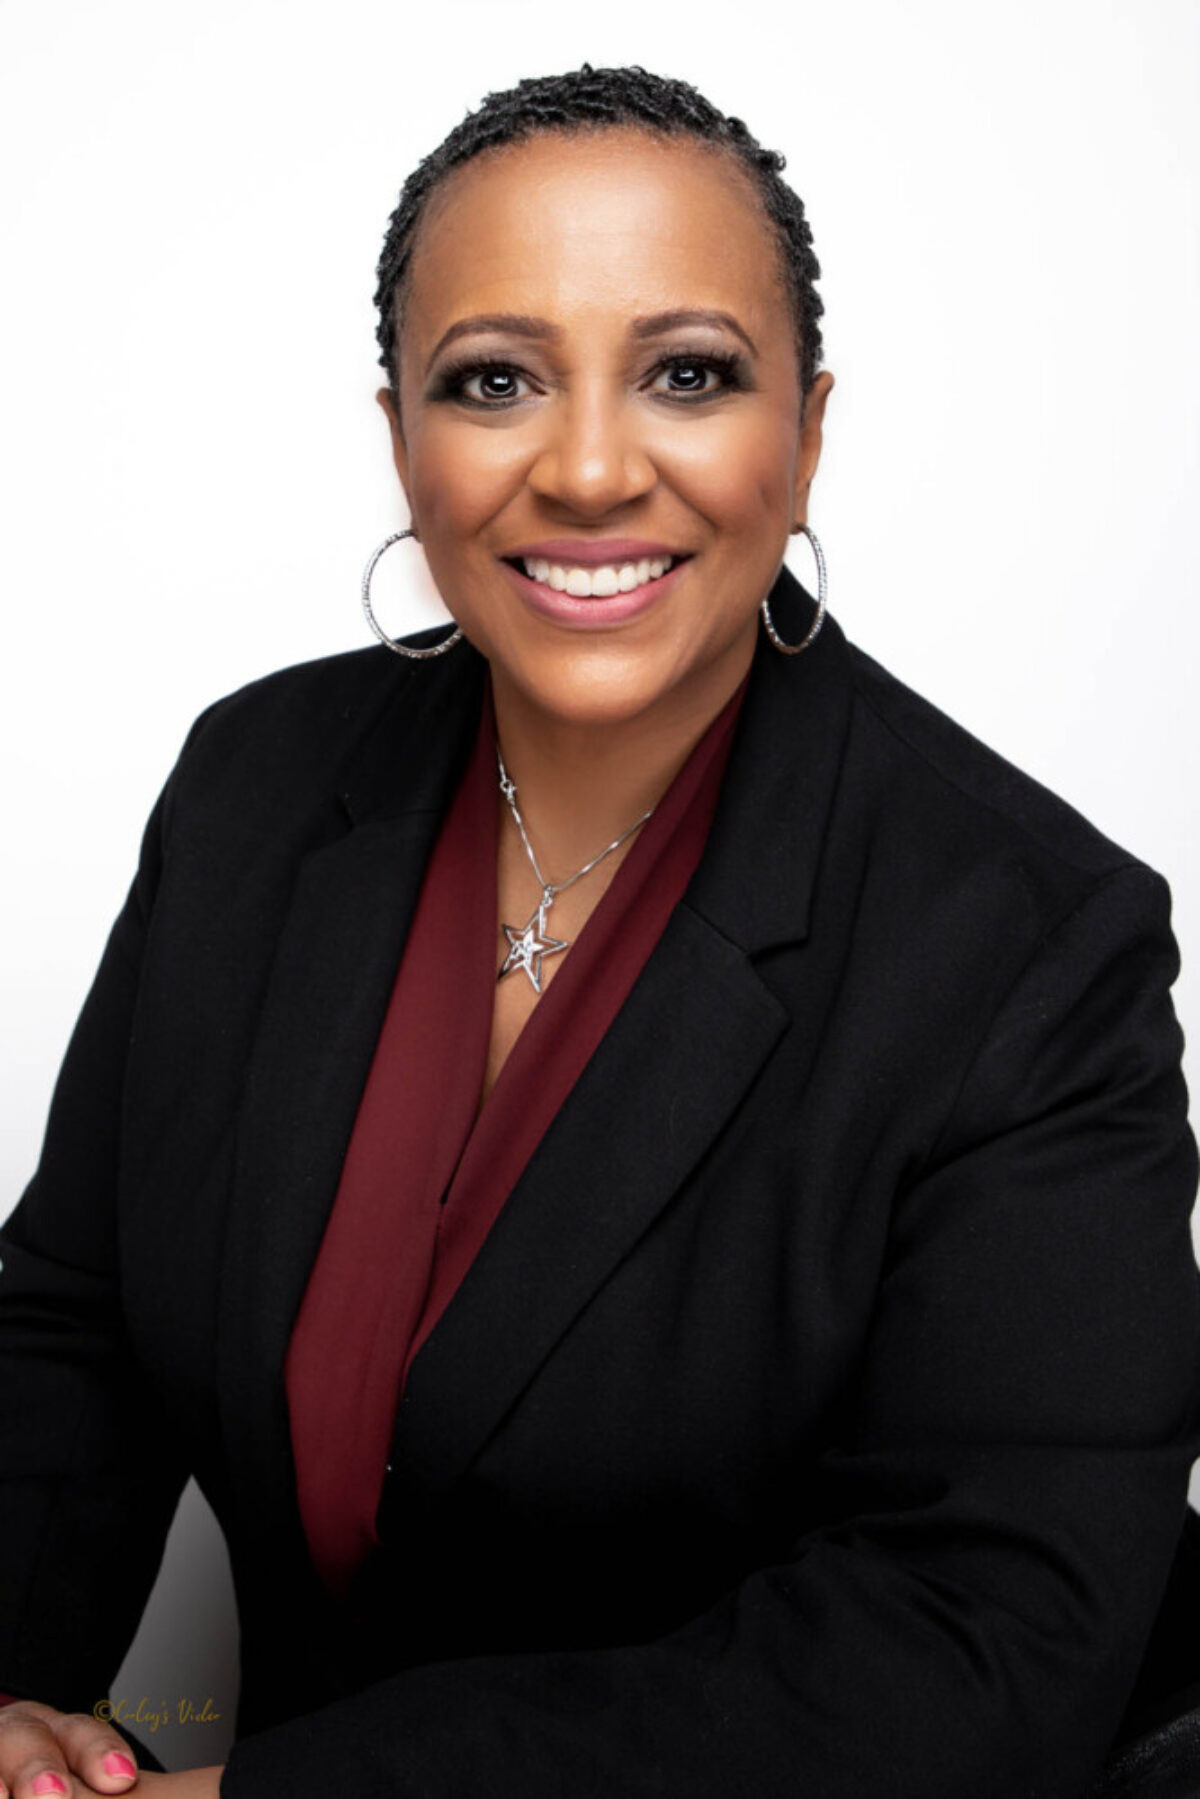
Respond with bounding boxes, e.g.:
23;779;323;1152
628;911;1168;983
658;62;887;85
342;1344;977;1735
2;564;1199;1799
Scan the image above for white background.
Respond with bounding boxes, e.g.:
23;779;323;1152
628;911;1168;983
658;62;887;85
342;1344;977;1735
1;0;1197;1767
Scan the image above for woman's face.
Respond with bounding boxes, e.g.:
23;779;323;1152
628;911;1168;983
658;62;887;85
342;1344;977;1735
379;126;834;730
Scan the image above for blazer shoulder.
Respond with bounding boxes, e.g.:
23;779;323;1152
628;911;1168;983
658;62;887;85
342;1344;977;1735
843;637;1154;891
160;640;434;823
183;641;409;759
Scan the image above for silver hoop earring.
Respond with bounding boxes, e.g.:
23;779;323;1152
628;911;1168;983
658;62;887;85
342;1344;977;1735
361;529;464;659
761;523;827;655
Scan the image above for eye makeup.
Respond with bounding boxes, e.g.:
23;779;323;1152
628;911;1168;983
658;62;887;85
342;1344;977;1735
425;344;752;409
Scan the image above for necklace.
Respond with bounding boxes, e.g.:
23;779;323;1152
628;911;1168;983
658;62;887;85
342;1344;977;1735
495;739;656;993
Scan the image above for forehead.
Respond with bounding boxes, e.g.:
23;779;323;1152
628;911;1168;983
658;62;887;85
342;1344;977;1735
403;127;788;349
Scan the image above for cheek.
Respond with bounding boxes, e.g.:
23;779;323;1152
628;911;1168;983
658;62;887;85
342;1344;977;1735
406;419;517;538
659;411;797;529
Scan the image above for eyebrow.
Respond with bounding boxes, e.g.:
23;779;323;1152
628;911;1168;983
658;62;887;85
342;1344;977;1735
425;308;758;373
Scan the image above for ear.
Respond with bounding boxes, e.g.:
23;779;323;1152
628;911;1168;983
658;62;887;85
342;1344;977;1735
792;370;835;527
375;387;414;521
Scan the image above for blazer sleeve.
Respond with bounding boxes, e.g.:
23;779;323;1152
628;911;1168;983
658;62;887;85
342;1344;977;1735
0;705;220;1713
217;860;1200;1799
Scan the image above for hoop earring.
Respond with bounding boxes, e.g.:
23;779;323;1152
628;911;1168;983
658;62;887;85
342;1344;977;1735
761;523;827;655
361;529;464;659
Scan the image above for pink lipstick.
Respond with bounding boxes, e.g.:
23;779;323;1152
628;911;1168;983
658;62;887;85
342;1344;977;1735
499;552;692;629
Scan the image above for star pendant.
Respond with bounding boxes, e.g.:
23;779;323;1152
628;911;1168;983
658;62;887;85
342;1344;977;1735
498;900;568;993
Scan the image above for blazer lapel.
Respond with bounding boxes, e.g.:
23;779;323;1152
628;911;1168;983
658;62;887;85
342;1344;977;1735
383;563;856;1509
214;637;488;1585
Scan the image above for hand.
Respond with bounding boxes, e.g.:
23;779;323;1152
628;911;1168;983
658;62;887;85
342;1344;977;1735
0;1701;145;1799
0;1705;222;1799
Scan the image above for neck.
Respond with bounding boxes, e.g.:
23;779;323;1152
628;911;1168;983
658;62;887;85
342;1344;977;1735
489;626;755;879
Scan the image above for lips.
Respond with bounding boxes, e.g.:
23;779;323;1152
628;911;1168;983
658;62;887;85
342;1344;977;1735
500;550;694;586
499;547;691;628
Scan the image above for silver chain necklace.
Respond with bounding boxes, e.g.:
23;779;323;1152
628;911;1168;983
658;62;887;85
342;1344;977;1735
495;740;656;993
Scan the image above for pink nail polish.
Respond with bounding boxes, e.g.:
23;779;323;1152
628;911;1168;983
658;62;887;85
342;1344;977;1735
103;1754;137;1779
32;1777;67;1796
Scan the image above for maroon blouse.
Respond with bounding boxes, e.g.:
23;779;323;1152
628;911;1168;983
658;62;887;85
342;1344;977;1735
0;664;752;1713
285;664;749;1602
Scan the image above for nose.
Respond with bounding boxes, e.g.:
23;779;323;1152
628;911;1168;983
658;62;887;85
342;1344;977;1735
525;377;656;515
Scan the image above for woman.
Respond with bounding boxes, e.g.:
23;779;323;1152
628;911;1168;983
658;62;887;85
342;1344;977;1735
1;61;1198;1799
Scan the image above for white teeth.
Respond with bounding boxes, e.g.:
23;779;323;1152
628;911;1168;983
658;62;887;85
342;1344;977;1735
520;555;678;596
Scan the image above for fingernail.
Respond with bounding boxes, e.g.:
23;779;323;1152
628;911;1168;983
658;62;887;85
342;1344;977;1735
103;1754;137;1779
32;1778;67;1796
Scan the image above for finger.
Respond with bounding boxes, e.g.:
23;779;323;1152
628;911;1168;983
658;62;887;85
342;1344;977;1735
48;1714;138;1792
0;1708;137;1799
0;1711;74;1799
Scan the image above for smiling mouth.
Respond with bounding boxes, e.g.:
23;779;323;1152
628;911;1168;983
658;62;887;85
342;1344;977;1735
501;553;691;598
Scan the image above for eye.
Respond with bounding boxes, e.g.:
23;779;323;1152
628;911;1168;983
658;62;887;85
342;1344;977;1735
647;351;746;402
433;357;535;408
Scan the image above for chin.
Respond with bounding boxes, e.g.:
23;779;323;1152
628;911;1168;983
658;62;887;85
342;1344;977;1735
501;640;690;727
